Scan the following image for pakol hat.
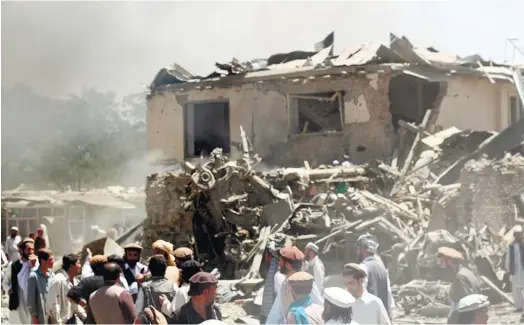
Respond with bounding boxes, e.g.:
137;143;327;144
174;247;193;259
343;263;367;278
123;243;143;251
305;242;319;253
324;287;356;308
152;240;174;255
437;246;463;260
288;271;314;290
188;272;218;296
90;255;108;265
457;294;489;313
279;246;305;261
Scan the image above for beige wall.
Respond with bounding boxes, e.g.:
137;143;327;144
436;76;516;132
147;72;396;165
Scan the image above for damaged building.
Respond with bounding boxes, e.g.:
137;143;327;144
147;33;522;167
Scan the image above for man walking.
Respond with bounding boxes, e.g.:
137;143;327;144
342;263;391;325
27;248;56;324
506;226;524;312
89;262;137;324
304;242;325;295
356;233;394;318
5;226;21;262
47;254;83;324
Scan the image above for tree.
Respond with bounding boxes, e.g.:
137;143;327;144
1;84;147;190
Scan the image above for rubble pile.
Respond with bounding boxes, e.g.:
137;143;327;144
144;125;524;314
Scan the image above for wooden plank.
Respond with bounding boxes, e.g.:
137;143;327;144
480;275;514;306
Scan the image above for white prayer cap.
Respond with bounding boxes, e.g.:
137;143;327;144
324;287;355;308
514;225;523;234
200;321;226;325
457;294;489;313
306;242;319;253
10;226;19;231
333;160;340;166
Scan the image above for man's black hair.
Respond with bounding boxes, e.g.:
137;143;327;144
103;262;122;283
148;255;167;277
181;260;202;284
37;248;53;261
62;254;79;272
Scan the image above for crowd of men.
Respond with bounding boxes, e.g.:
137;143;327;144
260;234;493;325
5;223;523;325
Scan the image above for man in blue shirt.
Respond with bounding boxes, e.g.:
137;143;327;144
27;248;55;324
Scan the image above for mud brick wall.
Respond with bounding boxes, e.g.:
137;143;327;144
455;154;524;233
143;171;194;256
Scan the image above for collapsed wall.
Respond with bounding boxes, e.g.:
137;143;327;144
144;171;194;256
456;153;524;233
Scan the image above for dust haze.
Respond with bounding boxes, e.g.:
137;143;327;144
1;1;523;190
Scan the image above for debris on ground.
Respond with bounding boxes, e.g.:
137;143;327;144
144;118;524;317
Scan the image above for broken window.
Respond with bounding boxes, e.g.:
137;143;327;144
184;101;231;158
289;92;343;134
388;74;441;133
509;96;523;125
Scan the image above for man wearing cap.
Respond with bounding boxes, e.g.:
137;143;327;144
456;294;489;324
343;263;391;325
356;233;394;318
505;226;524;312
304;242;325;294
285;271;323;324
159;259;202;315
5;226;21;262
2;238;38;324
266;246;324;324
323;287;358;324
173;247;193;268
168;272;222;324
438;246;479;321
152;240;180;285
123;243;149;302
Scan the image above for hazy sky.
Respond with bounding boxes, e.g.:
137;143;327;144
2;1;524;98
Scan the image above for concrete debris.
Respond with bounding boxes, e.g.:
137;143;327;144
144;123;524;315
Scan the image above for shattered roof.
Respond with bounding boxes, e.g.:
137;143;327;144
151;32;517;90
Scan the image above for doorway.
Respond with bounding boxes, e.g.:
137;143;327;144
184;101;231;158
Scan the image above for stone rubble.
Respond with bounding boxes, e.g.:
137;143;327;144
143;125;524;316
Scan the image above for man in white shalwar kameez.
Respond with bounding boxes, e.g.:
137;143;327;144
506;226;524;312
304;242;325;294
2;238;39;324
266;246;324;324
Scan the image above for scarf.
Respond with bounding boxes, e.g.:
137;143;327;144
288;295;312;325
